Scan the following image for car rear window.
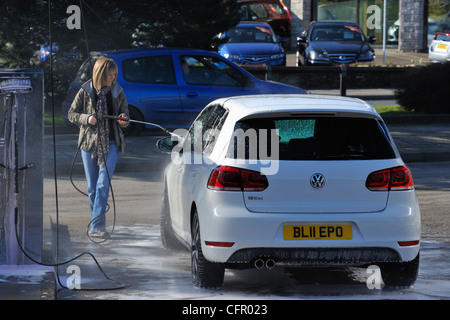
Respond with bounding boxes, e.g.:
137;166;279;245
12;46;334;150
435;34;450;41
228;117;396;160
75;56;101;82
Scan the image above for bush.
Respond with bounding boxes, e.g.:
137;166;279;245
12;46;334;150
394;61;450;114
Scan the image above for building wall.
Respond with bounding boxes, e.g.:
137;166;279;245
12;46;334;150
399;0;427;52
288;0;312;48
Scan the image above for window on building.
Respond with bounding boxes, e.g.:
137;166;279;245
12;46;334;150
314;0;400;46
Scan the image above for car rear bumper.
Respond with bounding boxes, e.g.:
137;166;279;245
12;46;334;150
428;51;450;63
226;246;402;268
198;190;421;265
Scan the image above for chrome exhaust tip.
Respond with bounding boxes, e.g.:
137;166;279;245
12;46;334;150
265;259;276;270
254;258;265;269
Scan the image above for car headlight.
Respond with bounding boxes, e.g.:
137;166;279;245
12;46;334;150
224;53;241;61
270;53;285;60
357;50;374;60
309;50;329;60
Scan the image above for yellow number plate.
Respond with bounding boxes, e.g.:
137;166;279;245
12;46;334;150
437;44;447;50
283;224;352;240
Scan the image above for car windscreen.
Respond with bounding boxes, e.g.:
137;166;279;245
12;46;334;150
310;25;366;42
226;26;277;43
180;55;251;87
228;117;396;160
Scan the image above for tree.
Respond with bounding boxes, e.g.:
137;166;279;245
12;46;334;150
0;0;240;68
132;0;241;49
0;0;49;68
0;0;240;107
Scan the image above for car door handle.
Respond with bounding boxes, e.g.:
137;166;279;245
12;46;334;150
186;92;198;98
190;169;197;177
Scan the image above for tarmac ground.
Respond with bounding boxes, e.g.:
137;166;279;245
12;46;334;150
1;48;449;300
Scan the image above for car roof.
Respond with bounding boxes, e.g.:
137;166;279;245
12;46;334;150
434;31;450;36
237;0;275;3
235;21;272;28
217;94;381;120
310;20;360;27
92;47;221;60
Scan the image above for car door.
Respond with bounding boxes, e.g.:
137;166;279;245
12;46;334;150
171;104;228;241
120;54;184;129
175;53;255;126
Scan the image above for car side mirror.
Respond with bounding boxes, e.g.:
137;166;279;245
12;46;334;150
211;35;228;50
156;136;184;154
297;36;307;44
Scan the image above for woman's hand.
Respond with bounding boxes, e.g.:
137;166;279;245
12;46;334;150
88;115;97;126
117;113;128;125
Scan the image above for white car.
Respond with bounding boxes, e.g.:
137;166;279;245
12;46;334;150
157;94;421;288
429;31;450;63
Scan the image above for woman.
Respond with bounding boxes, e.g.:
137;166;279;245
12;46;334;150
68;57;129;239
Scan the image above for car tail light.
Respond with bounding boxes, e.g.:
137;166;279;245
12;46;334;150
207;166;268;191
366;166;414;191
204;241;234;247
398;240;419;247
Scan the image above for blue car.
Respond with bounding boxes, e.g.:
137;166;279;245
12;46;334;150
214;22;286;66
62;48;305;135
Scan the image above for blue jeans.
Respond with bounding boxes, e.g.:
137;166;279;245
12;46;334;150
81;142;118;233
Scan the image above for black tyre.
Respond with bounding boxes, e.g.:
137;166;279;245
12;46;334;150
191;211;225;288
379;253;420;287
160;185;184;250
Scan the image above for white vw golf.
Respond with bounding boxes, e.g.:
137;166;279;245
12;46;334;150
157;95;421;288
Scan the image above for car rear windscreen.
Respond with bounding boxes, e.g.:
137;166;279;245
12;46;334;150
228;117;396;160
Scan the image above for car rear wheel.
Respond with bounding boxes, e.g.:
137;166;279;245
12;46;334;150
191;210;225;288
379;252;420;287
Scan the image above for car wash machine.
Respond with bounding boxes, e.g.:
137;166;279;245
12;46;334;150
0;69;44;265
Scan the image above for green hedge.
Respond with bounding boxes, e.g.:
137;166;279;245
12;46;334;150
394;62;450;114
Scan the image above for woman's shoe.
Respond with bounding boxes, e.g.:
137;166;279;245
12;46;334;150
89;231;110;239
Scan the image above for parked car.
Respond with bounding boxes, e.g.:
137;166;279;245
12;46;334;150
296;21;376;66
157;94;421;288
62;48;306;135
428;30;450;63
213;21;286;66
237;0;291;38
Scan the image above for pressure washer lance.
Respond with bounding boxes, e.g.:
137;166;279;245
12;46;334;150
101;114;172;135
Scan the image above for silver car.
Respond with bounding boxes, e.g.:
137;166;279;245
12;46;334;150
429;31;450;63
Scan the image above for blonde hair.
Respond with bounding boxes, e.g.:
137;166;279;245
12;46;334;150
92;57;118;91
